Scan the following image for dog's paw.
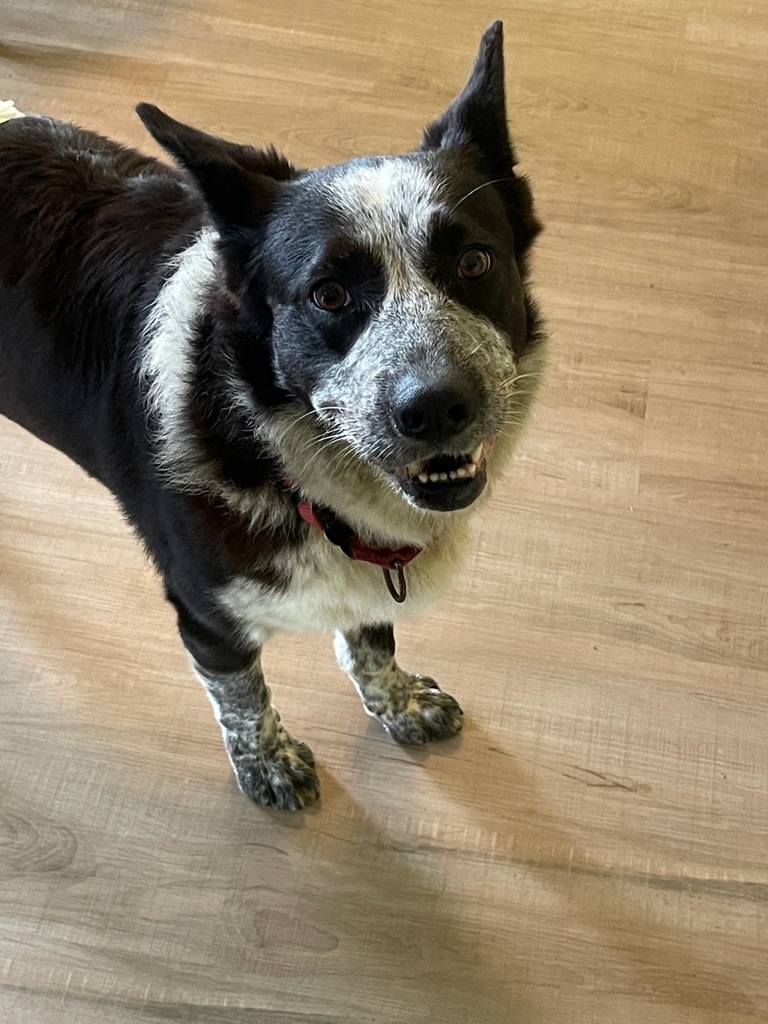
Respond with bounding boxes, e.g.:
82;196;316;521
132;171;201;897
374;676;464;745
230;728;319;811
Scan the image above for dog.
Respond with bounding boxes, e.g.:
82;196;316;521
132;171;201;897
0;21;544;810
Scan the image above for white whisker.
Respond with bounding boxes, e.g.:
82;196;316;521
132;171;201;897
450;177;514;214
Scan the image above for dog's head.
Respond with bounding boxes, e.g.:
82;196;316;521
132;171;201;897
138;21;543;514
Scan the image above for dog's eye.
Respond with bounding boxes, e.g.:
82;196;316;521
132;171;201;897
312;280;349;311
457;247;492;279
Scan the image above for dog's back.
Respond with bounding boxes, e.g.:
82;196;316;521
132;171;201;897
0;115;202;479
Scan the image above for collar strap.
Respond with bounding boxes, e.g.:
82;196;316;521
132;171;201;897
296;499;421;571
285;476;422;602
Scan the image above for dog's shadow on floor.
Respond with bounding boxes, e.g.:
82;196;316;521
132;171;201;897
352;715;754;1022
264;765;543;1024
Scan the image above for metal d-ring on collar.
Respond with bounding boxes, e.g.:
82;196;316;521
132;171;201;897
382;560;408;603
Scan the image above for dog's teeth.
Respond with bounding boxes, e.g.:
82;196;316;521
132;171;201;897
418;473;429;484
455;466;468;479
466;463;478;478
438;472;448;482
429;473;440;482
407;460;422;476
448;471;457;480
472;443;484;463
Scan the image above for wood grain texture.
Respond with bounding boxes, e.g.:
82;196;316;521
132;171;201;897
1;1;766;1021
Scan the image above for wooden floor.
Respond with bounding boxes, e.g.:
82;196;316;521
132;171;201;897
1;1;767;1021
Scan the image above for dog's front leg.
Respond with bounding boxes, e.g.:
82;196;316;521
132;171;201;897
334;624;463;744
173;600;318;809
193;653;318;810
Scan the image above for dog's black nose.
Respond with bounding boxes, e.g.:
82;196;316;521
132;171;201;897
392;374;478;442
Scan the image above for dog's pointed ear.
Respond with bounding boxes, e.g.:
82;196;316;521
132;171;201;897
136;103;295;228
420;21;515;173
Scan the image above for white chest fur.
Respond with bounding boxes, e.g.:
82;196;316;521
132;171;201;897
218;519;470;640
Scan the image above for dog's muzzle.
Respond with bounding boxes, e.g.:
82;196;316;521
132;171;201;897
387;371;492;512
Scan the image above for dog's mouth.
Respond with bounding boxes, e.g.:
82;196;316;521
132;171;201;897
392;439;494;512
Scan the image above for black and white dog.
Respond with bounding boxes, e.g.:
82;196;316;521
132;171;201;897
0;22;544;809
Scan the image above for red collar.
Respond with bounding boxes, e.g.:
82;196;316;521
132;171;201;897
286;476;422;602
296;499;421;571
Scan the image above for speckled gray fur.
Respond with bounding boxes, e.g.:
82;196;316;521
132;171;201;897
195;624;461;811
194;656;319;810
335;624;463;744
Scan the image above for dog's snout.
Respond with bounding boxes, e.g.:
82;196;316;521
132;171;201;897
392;374;478;443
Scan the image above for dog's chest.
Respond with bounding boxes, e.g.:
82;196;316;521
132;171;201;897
218;524;468;639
